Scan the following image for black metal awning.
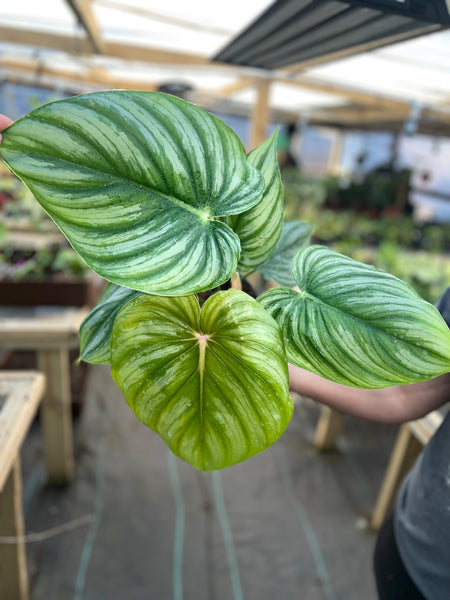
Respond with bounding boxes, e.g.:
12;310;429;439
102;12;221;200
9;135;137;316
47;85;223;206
213;0;450;69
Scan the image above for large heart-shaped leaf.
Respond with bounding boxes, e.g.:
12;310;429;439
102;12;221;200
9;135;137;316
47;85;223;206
224;132;283;275
79;283;142;364
258;220;313;286
110;289;293;470
259;245;450;388
0;91;265;295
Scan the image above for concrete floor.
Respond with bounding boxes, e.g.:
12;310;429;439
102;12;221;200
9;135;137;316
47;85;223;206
19;364;398;600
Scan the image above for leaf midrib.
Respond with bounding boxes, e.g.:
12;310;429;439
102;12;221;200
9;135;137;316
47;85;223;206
1;146;213;221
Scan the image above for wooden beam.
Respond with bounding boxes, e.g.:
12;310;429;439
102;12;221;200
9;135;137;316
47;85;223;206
0;72;83;95
215;76;261;97
193;76;264;109
1;26;440;122
248;81;271;151
197;71;424;120
371;424;423;531
275;76;408;111
314;407;344;451
0;56;157;91
0;372;46;491
6;54;449;135
313;105;406;122
0;26;209;66
313;103;450;126
282;77;450;124
205;72;421;115
38;349;75;485
66;0;105;54
201;52;447;119
192;91;298;124
194;86;450;136
0;458;28;600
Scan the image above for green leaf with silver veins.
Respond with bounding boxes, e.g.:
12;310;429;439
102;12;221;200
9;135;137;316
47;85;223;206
0;91;265;296
259;245;450;388
110;289;293;471
79;282;142;364
258;220;313;286
223;132;284;275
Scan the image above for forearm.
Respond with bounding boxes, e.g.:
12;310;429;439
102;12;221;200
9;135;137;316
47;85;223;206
288;364;450;424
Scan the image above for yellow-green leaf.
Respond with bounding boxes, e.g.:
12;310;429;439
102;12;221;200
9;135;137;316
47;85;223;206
110;290;293;470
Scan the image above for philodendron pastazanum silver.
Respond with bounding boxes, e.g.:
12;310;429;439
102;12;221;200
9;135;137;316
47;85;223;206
1;91;449;470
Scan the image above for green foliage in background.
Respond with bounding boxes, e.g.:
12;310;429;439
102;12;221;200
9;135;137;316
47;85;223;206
0;245;90;281
283;169;450;303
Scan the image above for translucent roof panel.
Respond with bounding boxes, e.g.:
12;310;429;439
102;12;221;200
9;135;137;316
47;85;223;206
1;0;78;34
97;0;272;36
93;3;229;55
0;0;274;57
258;83;348;112
307;30;450;105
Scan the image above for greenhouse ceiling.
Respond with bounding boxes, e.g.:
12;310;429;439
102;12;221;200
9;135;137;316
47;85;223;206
2;0;450;140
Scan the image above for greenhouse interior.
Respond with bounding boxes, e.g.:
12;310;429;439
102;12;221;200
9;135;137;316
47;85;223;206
1;1;450;599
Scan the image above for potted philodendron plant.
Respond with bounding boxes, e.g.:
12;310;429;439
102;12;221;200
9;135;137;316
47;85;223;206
0;91;449;471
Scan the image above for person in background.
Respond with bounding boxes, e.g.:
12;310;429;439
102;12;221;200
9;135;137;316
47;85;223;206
289;288;450;600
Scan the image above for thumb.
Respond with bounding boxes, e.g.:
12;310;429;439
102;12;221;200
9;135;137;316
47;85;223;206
0;115;13;144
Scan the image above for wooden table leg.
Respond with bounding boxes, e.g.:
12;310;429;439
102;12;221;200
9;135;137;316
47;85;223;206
0;457;29;600
37;349;74;484
314;406;344;451
371;424;423;530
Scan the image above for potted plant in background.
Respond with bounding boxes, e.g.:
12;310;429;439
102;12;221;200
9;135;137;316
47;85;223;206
0;168;103;307
0;91;449;471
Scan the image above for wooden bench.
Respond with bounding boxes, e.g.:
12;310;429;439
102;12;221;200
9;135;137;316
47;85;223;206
370;410;443;530
313;406;443;530
0;371;45;600
314;406;344;451
0;306;88;484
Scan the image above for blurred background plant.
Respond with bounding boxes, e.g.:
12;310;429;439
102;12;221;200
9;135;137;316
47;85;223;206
0;163;57;232
0;165;90;282
282;168;450;303
0;245;90;281
1;149;449;301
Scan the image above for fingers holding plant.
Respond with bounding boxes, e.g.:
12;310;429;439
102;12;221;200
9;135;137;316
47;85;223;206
0;115;13;143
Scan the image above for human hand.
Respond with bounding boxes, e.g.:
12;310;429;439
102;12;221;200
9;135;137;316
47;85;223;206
0;115;13;143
